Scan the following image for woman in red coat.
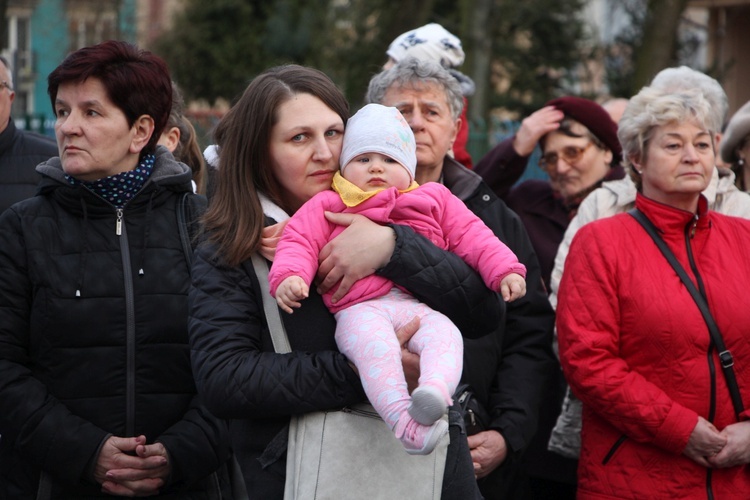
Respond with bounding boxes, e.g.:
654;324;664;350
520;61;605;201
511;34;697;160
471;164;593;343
557;85;750;499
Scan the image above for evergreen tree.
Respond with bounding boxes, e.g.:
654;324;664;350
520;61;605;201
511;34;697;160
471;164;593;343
154;0;274;103
604;0;697;98
154;0;591;118
483;0;591;116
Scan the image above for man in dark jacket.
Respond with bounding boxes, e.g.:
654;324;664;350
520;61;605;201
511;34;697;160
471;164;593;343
0;56;57;214
368;58;556;498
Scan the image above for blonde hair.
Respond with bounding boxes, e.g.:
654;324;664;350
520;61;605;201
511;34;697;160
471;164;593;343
650;66;727;132
617;86;712;190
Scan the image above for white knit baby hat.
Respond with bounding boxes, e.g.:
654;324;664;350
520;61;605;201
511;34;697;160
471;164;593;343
340;103;417;180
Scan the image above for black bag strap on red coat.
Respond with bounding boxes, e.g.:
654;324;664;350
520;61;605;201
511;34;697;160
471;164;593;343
629;208;744;420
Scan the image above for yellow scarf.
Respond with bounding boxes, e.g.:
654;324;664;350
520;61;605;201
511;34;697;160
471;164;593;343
332;171;419;207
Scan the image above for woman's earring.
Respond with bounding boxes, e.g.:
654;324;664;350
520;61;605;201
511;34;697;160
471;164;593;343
739;158;745;166
631;159;642;175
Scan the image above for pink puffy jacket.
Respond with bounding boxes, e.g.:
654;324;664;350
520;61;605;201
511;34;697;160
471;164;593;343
269;182;525;313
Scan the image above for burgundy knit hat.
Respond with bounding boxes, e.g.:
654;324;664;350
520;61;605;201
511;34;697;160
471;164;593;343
546;96;622;163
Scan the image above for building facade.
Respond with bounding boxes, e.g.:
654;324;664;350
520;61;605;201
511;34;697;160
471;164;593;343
690;0;750;117
581;0;750;117
2;0;137;135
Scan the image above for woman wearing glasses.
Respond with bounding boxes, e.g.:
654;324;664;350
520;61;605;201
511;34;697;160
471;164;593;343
475;97;622;293
473;96;622;500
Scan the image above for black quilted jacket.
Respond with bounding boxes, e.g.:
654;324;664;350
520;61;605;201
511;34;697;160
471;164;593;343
188;205;505;498
0;147;229;498
442;157;556;455
0;118;58;214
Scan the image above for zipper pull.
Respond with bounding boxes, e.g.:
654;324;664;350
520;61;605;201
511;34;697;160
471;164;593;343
690;214;698;238
116;208;123;235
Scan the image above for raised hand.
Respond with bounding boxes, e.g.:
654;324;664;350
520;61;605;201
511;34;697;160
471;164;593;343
512;106;565;157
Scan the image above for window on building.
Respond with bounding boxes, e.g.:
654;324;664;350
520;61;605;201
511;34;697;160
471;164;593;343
66;0;120;51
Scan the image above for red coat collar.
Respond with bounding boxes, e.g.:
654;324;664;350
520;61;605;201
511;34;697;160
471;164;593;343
634;193;710;236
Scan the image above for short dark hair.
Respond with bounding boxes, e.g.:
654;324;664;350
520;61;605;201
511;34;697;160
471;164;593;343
47;40;172;156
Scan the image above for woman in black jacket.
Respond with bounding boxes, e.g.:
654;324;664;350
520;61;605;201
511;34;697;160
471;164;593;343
0;41;229;498
188;64;504;499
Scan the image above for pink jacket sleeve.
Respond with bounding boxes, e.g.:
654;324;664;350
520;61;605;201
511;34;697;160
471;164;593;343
426;183;527;292
268;192;338;297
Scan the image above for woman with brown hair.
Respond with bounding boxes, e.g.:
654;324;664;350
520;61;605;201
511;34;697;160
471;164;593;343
188;64;500;498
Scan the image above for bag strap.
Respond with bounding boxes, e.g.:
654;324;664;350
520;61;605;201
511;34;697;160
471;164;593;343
250;253;292;354
628;208;744;418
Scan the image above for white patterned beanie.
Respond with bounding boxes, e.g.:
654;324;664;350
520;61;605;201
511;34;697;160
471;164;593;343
340;104;417;181
386;23;465;69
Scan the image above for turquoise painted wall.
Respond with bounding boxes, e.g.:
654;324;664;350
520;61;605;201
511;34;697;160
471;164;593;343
119;0;137;41
29;0;137;134
31;0;67;133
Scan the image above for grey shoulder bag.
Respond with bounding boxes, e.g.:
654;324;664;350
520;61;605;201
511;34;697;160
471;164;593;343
250;253;448;500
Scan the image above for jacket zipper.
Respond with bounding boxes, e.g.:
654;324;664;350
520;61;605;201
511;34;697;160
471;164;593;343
457;391;478;428
684;218;715;500
602;434;627;465
116;208;123;235
80;186;143;437
117;208;137;436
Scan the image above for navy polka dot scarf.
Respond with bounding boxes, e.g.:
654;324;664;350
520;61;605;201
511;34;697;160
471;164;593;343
66;154;156;208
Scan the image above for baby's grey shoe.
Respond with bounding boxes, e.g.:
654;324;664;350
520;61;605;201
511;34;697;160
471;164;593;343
408;385;447;425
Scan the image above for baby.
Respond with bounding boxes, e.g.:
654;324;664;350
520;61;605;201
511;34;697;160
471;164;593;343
269;104;526;455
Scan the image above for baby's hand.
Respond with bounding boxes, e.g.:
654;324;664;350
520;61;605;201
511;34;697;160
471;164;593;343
499;273;526;302
275;276;309;314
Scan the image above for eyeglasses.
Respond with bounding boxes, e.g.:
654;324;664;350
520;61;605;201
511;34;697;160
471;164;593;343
538;142;594;170
0;81;12;92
